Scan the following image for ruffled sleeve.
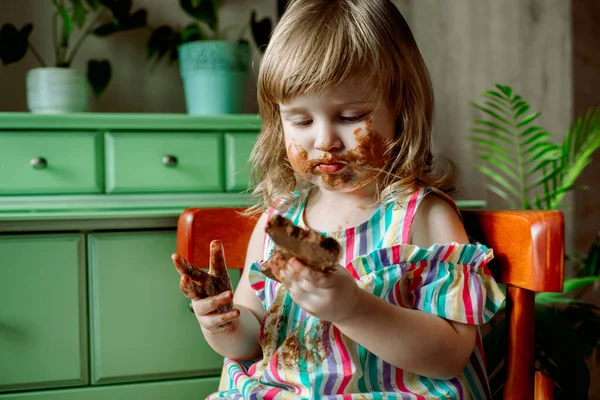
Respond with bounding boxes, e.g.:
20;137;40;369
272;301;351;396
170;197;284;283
348;243;506;325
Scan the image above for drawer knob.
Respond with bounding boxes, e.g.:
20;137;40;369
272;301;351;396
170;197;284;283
162;155;178;167
30;157;48;169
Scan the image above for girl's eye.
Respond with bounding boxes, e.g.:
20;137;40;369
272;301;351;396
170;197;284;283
292;119;312;127
341;113;368;123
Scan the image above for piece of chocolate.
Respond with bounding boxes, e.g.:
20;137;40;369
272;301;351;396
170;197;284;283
262;215;341;280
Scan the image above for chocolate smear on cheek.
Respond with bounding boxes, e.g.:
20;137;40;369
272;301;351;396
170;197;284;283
287;142;312;179
355;118;390;168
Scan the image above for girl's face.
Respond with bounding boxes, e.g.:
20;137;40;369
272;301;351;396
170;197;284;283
279;83;397;194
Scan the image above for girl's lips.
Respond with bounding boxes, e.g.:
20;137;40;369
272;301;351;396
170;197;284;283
316;163;347;174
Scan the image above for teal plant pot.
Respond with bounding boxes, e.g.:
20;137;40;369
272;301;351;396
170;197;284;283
178;41;251;115
26;67;89;114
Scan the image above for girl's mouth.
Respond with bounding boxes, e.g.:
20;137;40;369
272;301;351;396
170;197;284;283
316;163;347;174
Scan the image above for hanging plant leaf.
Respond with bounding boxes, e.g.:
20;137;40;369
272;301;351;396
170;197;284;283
70;0;88;28
98;0;132;20
147;25;181;63
57;5;74;48
180;23;203;43
250;10;272;53
179;0;218;32
87;59;112;98
93;9;147;36
0;23;33;66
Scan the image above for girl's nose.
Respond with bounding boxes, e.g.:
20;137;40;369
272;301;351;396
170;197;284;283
315;122;344;152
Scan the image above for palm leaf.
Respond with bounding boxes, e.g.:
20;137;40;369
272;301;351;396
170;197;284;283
482;93;510;109
527;166;565;191
496;84;512;98
472;103;512;127
548;134;600;209
476;144;516;165
477;155;519;182
515;103;530;119
487;184;517;209
520;125;545;138
526;154;561;176
472;128;514;145
475;120;512;136
524;141;559;157
476;165;520;198
517;112;542;128
484;89;511;103
469;137;514;156
484;101;512;119
523;132;551;146
534;106;600;209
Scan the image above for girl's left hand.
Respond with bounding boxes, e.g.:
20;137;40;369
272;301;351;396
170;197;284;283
272;257;361;323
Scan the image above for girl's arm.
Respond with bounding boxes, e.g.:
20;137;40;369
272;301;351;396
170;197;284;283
337;196;476;379
194;212;268;360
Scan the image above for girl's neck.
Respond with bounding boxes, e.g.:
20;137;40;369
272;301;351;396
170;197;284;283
303;183;380;232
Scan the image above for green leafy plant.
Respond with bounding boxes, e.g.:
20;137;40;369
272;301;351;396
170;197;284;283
147;0;272;64
470;84;600;211
0;0;147;97
471;84;600;399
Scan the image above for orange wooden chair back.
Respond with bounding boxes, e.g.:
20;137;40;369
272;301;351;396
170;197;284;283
177;208;564;400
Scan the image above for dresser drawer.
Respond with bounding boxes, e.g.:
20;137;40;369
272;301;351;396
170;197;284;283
105;132;223;194
0;132;103;195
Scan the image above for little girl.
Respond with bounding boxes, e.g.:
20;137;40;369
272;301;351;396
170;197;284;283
173;0;505;398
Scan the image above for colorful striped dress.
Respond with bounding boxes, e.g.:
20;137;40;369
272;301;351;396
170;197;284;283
208;187;505;399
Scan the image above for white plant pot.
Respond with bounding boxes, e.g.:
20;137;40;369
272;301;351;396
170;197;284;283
27;67;89;114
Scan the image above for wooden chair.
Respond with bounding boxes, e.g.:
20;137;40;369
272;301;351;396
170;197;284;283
177;207;564;400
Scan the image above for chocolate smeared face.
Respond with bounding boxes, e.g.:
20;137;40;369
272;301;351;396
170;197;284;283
280;83;396;193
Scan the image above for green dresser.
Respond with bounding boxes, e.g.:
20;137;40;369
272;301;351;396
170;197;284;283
0;113;259;399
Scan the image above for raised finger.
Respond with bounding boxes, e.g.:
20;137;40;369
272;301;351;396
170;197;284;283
172;253;208;282
172;253;189;276
209;240;228;278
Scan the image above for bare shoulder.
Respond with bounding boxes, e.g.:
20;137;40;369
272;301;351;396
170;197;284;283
410;194;469;248
245;211;270;265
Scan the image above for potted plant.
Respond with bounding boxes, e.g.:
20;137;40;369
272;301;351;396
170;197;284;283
0;0;147;113
469;84;600;398
146;0;272;115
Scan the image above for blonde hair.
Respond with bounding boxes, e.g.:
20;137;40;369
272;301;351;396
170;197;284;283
248;0;454;213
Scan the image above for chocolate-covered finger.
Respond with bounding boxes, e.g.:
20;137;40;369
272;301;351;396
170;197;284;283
172;253;190;276
180;275;201;300
172;253;209;282
209;240;228;277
